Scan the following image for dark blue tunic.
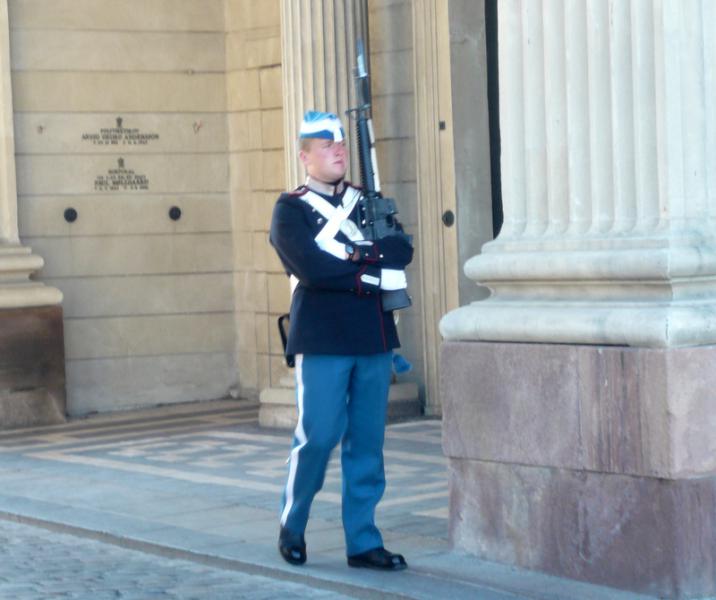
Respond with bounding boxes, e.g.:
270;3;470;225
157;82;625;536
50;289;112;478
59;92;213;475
269;184;411;356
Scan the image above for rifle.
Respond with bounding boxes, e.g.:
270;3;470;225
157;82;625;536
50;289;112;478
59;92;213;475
347;39;412;312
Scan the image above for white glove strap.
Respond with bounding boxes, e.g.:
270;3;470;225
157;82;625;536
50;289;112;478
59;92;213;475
380;269;407;291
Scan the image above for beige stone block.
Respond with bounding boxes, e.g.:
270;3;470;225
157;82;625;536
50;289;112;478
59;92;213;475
227;112;250;152
254;271;268;311
248;110;263;149
225;0;280;31
235;311;257;355
51;273;234;319
395;312;424;359
262;149;285;191
66;352;235;416
18;194;231;237
383;182;419;228
237;350;258;391
233;231;254;269
230;191;253;233
8;0;225;32
253;192;278;231
25;233;234;277
249;151;264;191
252;231;269;271
64;313;235;360
256;353;270;390
10;31;225;72
372;94;414;140
226;70;261;112
245;34;281;69
225;33;246;71
255;312;270;354
14;113;229;155
377;138;416;183
15;154;228;196
233;270;257;312
12;72;226;113
270;354;291;387
369;3;413;53
371;50;414;97
261;109;284;149
267;273;290;314
259;386;297;429
229;153;252;193
267;312;284;356
259;66;282;109
230;191;260;232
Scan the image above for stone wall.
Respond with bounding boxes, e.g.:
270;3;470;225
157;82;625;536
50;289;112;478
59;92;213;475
8;0;235;414
5;0;429;415
224;0;286;395
369;0;425;400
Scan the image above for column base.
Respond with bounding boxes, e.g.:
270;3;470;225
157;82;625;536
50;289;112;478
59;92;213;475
448;459;716;599
441;340;716;598
259;382;421;429
0;305;66;429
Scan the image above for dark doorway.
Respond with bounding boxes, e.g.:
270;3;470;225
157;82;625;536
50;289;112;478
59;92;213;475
485;0;503;238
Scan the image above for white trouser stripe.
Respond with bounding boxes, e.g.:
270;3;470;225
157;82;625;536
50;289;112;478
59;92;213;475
280;354;307;526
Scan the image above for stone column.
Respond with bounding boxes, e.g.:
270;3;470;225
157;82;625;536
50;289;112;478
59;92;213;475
259;0;419;428
280;0;360;188
441;0;716;347
441;1;716;597
0;0;65;428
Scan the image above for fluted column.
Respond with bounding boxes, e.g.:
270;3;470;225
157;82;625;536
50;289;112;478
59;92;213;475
0;0;61;308
280;0;359;188
441;0;716;348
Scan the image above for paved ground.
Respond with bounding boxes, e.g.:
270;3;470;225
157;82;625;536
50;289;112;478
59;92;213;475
0;400;656;600
0;519;352;600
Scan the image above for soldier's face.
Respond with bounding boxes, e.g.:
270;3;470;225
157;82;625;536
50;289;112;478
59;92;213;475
300;138;348;183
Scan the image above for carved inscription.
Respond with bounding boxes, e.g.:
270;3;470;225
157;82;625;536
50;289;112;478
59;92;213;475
94;158;149;192
82;116;160;146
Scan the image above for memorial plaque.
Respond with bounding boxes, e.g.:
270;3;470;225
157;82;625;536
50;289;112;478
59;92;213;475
82;116;159;147
94;157;149;192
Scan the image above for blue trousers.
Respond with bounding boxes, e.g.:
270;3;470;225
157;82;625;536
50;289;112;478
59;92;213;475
280;352;392;556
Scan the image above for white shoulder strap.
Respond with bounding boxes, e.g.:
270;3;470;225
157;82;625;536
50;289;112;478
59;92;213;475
290;187;366;296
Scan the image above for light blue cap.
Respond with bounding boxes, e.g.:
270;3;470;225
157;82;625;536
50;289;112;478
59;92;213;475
299;110;345;142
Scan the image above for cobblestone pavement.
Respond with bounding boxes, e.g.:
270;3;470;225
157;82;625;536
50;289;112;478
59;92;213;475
0;519;354;600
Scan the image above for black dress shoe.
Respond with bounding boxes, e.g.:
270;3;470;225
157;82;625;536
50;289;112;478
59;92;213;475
278;526;306;565
347;547;407;571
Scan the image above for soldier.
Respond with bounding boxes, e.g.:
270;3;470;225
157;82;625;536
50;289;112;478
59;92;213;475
269;110;413;571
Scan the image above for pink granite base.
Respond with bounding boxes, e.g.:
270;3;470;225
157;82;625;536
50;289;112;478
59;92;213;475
0;306;66;428
441;341;716;599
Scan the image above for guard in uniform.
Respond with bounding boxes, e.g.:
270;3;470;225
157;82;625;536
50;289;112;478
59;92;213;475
269;111;413;570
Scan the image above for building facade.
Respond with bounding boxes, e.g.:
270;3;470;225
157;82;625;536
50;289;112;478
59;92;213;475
3;0;713;597
1;0;489;421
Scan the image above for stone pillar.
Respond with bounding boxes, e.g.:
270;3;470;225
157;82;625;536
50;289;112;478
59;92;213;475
0;0;65;428
259;0;419;428
441;1;716;597
280;0;360;188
